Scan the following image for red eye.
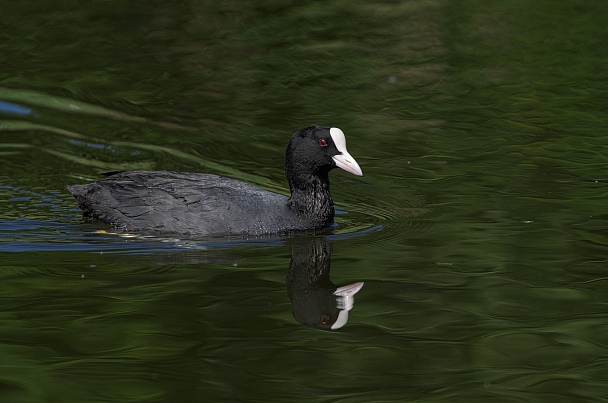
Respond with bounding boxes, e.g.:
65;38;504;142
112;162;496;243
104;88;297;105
319;139;328;147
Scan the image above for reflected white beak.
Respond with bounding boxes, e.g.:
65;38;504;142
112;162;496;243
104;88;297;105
331;282;364;330
334;281;364;310
331;310;350;330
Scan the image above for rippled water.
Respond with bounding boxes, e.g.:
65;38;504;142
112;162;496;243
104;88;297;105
2;0;608;401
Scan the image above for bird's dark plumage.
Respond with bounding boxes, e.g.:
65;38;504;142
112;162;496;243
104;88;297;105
67;126;362;237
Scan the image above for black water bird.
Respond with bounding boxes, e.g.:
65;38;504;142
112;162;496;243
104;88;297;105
67;126;362;236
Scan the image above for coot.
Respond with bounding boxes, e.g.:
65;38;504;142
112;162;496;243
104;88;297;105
67;125;362;236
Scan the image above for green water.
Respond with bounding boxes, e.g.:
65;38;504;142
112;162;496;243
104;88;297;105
1;0;608;401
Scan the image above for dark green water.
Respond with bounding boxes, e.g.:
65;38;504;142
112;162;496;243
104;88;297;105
2;0;608;401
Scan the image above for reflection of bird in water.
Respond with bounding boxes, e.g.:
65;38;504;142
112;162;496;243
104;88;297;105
286;237;364;330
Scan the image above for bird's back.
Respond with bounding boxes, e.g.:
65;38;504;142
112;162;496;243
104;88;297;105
67;171;299;236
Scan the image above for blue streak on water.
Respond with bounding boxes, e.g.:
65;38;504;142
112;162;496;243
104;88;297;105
0;101;32;115
69;139;141;155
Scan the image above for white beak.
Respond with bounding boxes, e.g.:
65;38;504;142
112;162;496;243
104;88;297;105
330;127;363;176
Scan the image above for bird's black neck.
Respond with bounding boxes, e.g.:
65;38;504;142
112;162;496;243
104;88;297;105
286;170;334;227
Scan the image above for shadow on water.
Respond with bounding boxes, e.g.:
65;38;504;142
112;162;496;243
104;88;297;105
129;235;367;330
286;237;364;330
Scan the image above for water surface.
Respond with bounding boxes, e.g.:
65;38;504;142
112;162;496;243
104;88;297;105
1;0;608;401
